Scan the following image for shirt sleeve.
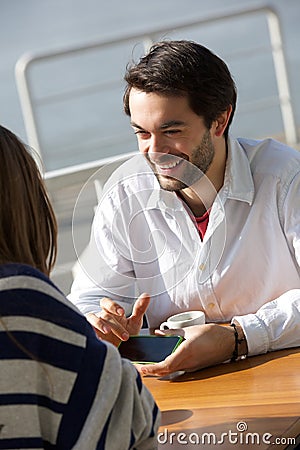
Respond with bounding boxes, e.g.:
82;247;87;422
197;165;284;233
68;190;136;317
233;171;300;356
233;289;300;355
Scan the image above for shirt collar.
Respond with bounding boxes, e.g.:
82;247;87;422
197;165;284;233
223;136;254;205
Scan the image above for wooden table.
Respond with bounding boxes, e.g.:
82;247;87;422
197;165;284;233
143;348;300;449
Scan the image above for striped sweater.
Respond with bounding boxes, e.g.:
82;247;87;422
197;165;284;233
0;264;159;449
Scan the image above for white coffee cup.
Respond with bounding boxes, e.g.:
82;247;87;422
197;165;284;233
159;310;206;330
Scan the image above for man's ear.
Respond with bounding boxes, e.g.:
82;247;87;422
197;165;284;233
214;105;233;137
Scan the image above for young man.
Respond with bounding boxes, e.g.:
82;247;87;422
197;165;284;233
69;40;300;375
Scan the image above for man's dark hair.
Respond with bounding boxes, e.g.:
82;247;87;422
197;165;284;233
123;40;237;137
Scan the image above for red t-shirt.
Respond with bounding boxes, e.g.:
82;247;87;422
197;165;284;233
194;209;210;241
176;192;210;240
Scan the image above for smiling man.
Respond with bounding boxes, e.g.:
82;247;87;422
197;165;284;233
69;40;300;375
128;89;229;215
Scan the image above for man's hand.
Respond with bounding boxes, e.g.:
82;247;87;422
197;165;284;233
86;293;150;347
139;323;236;376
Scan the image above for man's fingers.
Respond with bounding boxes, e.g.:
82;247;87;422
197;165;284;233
93;327;122;348
87;312;129;341
131;293;151;320
140;340;189;376
140;353;179;376
99;312;129;341
100;297;125;317
154;328;185;337
86;312;111;334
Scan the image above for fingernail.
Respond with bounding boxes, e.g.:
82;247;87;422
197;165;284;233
121;332;129;340
102;325;110;334
117;308;124;316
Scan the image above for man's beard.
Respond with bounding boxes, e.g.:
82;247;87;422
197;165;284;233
145;129;215;191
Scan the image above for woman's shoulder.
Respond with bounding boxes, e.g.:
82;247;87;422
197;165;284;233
0;262;89;334
0;262;49;281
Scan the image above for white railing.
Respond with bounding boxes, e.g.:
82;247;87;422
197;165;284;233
15;4;298;170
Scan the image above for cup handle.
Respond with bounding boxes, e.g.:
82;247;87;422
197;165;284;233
159;322;170;330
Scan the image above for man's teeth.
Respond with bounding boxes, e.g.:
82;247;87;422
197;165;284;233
157;160;181;169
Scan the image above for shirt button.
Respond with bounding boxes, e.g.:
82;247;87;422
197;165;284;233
207;302;215;309
199;263;206;271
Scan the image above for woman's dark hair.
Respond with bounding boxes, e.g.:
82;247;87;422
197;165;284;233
0;125;57;275
123;40;237;137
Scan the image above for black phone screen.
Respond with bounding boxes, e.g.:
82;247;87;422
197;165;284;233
118;335;183;363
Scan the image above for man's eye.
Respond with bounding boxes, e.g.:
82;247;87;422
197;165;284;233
164;129;180;135
134;130;150;138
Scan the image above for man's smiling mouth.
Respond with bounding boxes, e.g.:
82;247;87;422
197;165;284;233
156;159;182;170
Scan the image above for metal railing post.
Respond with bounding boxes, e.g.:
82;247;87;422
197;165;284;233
15;54;43;163
266;10;298;146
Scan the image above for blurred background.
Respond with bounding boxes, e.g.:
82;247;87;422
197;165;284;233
1;0;299;292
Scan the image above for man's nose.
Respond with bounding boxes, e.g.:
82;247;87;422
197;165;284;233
148;135;170;160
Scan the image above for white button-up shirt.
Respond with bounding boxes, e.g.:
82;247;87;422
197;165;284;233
69;136;300;356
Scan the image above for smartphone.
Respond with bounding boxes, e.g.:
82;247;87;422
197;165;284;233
118;335;184;364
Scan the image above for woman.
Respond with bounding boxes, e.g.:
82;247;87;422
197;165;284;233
0;125;159;449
